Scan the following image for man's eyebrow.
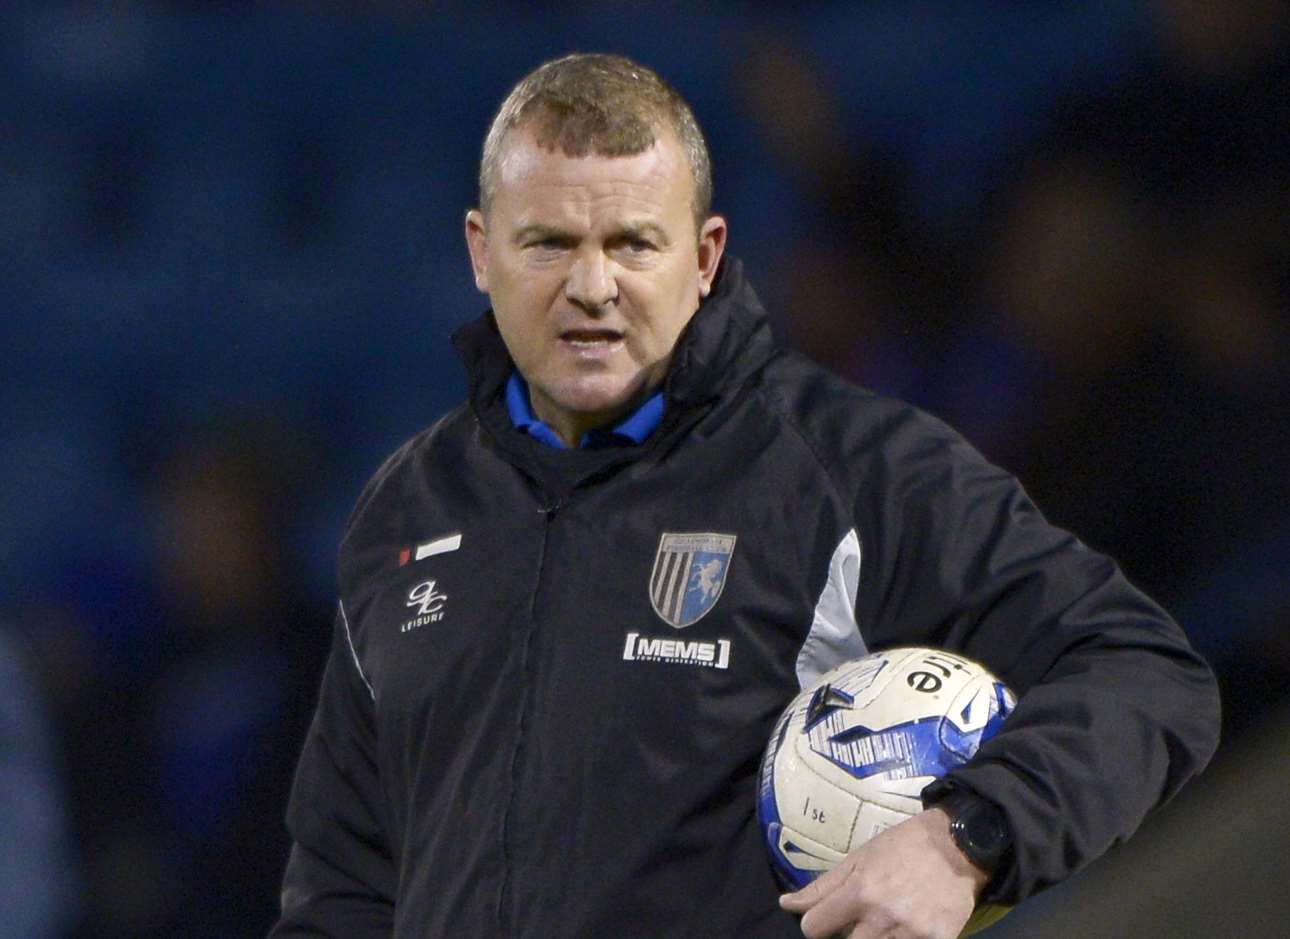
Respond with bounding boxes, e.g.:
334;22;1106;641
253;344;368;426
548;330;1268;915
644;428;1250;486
511;223;577;244
616;222;671;245
510;221;672;246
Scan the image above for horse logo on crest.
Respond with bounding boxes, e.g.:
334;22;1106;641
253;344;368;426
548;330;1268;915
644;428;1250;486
649;532;736;628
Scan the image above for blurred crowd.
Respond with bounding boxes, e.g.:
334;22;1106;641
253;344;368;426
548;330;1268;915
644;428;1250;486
2;2;1287;936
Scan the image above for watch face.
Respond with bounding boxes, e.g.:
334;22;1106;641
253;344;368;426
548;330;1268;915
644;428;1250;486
964;808;1005;848
951;796;1010;870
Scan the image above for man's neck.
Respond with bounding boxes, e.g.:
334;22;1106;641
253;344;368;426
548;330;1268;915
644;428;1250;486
531;389;652;448
539;410;621;448
507;373;666;450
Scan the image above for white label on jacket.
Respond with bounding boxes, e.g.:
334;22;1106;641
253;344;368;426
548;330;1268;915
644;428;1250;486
397;531;463;567
622;632;731;669
415;533;462;561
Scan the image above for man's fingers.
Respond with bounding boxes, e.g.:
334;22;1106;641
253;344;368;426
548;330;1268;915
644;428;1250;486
795;874;879;939
778;890;812;912
779;858;853;911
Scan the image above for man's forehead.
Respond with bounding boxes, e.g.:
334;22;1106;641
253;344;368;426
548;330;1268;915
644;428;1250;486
494;128;692;203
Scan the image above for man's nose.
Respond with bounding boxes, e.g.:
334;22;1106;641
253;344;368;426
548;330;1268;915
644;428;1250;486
565;250;617;313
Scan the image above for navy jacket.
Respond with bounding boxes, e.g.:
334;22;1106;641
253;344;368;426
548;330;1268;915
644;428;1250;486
271;259;1220;937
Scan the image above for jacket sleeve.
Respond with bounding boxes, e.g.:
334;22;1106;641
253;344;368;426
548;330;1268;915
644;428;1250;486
269;605;396;937
854;407;1221;904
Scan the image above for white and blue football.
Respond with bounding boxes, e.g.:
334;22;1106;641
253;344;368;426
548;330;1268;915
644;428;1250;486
758;647;1015;889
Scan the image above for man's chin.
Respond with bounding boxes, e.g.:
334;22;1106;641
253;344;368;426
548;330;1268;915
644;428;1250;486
558;393;639;423
542;377;652;426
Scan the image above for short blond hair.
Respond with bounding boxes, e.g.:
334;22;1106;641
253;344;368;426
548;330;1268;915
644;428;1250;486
478;53;713;228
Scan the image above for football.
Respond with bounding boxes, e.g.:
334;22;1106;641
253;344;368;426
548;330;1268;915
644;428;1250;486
758;646;1015;905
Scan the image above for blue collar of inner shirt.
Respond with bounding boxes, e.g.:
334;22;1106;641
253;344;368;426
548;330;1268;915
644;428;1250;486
505;372;665;449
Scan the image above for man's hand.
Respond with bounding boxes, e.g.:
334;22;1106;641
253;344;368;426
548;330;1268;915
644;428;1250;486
778;807;988;939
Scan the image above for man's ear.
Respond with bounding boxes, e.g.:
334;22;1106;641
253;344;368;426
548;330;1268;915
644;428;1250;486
465;209;490;293
696;215;728;298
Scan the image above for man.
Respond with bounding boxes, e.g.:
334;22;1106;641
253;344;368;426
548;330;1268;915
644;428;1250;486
271;54;1220;938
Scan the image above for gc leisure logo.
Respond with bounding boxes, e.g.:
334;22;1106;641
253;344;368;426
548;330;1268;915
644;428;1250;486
402;580;448;633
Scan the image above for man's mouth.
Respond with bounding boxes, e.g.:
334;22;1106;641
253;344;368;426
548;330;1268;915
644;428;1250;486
560;329;624;348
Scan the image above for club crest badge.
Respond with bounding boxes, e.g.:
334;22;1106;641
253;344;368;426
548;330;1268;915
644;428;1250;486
649;532;736;629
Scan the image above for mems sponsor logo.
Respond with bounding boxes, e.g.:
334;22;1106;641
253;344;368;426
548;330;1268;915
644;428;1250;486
622;632;731;669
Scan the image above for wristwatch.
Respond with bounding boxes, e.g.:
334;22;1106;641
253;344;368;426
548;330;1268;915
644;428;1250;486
927;787;1012;877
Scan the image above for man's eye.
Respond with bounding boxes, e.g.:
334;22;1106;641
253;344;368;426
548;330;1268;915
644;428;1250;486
524;238;570;254
624;238;654;253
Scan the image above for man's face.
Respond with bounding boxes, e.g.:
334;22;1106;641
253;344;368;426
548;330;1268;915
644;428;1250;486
465;127;726;444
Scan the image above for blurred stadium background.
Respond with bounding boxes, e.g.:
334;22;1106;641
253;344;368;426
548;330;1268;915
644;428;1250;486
2;1;1287;936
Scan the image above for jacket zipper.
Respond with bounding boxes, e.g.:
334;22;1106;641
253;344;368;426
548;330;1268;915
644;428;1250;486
497;495;564;935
